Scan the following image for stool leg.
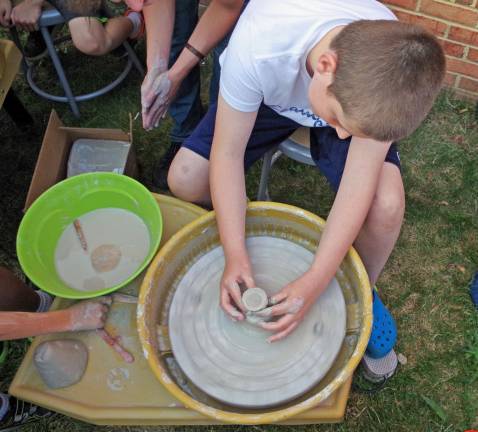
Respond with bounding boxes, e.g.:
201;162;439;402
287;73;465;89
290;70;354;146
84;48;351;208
123;41;145;76
257;147;280;201
3;88;34;127
40;25;80;118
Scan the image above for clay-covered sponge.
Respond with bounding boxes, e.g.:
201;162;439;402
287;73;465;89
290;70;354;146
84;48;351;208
34;339;88;389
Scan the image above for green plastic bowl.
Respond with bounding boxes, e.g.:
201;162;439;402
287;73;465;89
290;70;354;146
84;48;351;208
17;172;162;299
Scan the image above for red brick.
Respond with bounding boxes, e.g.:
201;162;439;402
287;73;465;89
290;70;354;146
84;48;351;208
441;40;465;57
469;48;478;62
446;57;478;78
420;0;478;27
444;72;458;86
393;10;448;35
458;76;478;92
453;88;478;100
448;26;478;44
384;0;417;10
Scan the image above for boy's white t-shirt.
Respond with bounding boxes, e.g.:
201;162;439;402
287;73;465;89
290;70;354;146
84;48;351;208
219;0;397;127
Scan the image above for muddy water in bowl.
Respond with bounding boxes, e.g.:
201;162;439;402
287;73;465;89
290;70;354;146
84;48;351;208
55;208;150;292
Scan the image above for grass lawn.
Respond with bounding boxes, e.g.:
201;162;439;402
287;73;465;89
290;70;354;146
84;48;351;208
0;36;477;432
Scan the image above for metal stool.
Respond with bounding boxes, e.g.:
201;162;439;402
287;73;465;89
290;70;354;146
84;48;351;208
10;8;144;118
257;127;313;201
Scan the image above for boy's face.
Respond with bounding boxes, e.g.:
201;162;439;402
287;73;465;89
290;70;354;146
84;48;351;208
308;51;363;140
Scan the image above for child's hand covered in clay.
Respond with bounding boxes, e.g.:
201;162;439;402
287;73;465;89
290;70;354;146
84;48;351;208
259;271;321;343
141;65;181;130
67;296;112;331
220;257;255;321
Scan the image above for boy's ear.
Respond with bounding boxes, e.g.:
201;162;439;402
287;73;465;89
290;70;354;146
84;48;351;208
316;50;338;75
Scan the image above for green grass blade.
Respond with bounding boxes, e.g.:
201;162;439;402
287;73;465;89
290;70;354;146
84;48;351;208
420;394;448;422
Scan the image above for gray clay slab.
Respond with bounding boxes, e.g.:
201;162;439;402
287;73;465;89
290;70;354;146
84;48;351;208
168;236;346;408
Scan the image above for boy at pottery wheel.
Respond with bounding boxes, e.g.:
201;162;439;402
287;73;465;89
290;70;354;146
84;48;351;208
167;0;445;380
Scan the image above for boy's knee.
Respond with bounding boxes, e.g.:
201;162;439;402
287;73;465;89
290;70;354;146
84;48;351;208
370;186;405;230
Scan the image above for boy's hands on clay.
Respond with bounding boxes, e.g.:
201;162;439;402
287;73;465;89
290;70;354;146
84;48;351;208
141;65;182;130
11;0;42;32
67;296;112;332
0;0;12;27
259;272;320;343
220;258;256;321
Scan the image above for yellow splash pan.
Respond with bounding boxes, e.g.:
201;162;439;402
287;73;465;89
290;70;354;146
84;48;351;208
9;195;358;426
138;202;372;425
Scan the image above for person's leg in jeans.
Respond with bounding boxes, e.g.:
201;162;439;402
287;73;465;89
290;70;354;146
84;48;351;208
168;103;299;205
152;0;203;189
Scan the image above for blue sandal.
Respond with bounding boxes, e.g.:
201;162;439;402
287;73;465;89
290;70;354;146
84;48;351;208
366;290;397;359
470;271;478;308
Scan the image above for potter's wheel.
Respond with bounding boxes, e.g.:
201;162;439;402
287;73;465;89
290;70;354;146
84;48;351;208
169;236;346;408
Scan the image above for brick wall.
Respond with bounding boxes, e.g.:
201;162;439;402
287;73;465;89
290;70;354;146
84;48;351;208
200;0;478;99
383;0;478;99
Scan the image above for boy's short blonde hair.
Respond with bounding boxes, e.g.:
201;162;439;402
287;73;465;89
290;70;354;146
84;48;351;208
328;20;445;142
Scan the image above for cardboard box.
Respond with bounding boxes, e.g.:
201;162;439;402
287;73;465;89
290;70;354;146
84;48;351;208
24;110;137;210
0;40;22;109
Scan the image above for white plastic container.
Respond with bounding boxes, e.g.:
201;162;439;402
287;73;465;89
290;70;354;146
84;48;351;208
67;139;131;178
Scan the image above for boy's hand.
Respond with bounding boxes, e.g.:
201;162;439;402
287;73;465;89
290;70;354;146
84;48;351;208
259;271;320;343
141;66;182;130
66;296;112;332
11;0;42;32
0;0;12;27
220;256;255;321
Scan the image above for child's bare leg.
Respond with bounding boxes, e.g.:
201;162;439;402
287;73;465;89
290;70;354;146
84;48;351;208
69;14;139;56
0;266;39;312
353;163;405;286
168;148;212;206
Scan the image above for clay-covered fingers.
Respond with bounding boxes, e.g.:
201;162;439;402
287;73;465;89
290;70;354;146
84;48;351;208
220;281;246;320
260;313;295;332
267;322;298;343
142;96;168;130
269;290;288;306
260;313;300;342
255;300;290;318
141;70;172;130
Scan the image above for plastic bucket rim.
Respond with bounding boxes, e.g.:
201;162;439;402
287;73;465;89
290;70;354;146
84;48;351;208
138;201;372;424
17;172;163;299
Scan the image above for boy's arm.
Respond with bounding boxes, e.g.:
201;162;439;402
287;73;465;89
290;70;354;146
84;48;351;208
10;0;43;32
0;0;12;27
261;136;391;342
210;94;258;320
142;0;244;130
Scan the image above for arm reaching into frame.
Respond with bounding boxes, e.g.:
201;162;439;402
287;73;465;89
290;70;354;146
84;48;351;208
0;296;112;341
259;136;392;342
142;0;244;130
210;94;258;320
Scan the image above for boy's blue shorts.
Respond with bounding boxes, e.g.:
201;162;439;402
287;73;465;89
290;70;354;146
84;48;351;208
182;102;401;192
